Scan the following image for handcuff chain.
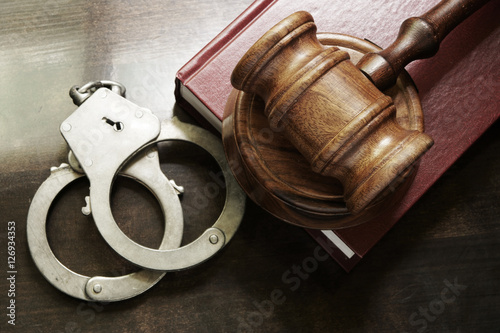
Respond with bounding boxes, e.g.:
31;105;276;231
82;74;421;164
69;80;126;106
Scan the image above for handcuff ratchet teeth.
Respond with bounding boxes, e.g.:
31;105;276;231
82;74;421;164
27;81;246;301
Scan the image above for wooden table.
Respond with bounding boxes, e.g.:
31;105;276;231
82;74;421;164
1;1;499;332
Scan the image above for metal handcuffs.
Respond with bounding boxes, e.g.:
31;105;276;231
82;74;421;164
27;81;246;301
27;150;183;302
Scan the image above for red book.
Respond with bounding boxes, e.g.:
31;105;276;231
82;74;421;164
175;0;500;271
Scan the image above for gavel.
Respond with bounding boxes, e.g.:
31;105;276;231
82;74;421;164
228;0;489;217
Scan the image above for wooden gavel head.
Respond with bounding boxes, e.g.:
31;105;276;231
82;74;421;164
230;11;434;215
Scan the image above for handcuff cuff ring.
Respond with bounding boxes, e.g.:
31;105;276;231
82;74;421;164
26;146;184;302
87;117;246;271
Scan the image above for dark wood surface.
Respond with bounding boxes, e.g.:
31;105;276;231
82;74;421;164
0;1;499;332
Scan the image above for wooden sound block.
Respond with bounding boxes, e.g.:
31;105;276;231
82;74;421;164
222;33;424;229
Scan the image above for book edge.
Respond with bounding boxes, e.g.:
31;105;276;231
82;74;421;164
334;113;500;258
173;0;500;271
305;229;361;272
176;0;278;84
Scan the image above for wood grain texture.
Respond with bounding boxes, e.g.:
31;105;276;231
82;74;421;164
230;11;433;216
223;32;426;229
0;1;499;332
357;0;491;90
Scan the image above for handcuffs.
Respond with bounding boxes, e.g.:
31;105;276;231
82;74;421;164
27;81;246;302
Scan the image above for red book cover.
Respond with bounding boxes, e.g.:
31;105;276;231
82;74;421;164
175;0;500;271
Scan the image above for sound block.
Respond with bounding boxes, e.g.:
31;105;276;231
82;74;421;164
222;33;424;229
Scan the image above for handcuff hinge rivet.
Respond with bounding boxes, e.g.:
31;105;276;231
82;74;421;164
62;123;72;132
209;234;219;244
93;284;102;294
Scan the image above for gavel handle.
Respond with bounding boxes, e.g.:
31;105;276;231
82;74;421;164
357;0;491;90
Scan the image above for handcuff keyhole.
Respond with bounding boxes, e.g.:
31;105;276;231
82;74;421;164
102;117;124;132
